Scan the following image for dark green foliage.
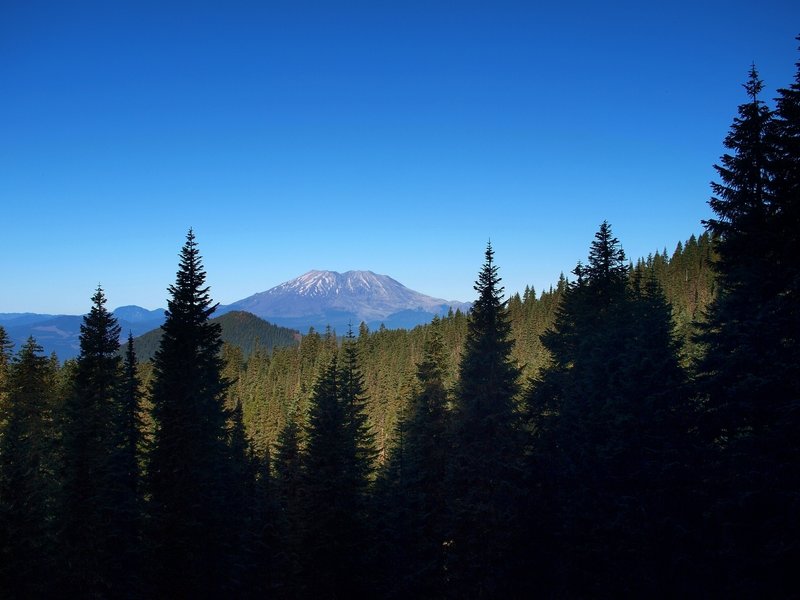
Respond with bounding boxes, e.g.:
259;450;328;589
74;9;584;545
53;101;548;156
633;232;717;364
297;332;377;598
374;322;450;597
132;309;299;362
146;230;240;596
58;286;132;595
272;416;304;593
445;243;524;598
526;223;696;596
0;327;12;429
0;338;58;597
694;60;800;595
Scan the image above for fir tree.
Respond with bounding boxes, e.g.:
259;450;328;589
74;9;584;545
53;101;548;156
114;332;143;591
58;286;125;595
146;229;236;596
375;323;450;597
445;242;523;598
696;61;800;595
0;338;58;597
119;332;142;513
527;224;697;596
0;326;12;430
298;335;376;598
272;416;303;594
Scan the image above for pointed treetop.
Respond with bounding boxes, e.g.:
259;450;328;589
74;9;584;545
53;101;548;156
744;63;764;101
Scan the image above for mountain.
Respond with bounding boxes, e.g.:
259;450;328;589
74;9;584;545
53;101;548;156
112;305;166;323
1;306;167;360
132;310;300;361
2;272;469;358
221;270;471;332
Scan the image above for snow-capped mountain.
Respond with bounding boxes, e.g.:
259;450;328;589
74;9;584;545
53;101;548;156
221;270;470;331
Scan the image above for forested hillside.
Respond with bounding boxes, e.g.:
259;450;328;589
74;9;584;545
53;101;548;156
202;231;714;459
1;44;797;598
132;310;300;362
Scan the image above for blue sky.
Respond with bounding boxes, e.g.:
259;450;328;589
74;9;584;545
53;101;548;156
1;1;798;314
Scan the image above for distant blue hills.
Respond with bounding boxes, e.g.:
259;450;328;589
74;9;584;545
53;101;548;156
0;307;166;360
1;271;470;360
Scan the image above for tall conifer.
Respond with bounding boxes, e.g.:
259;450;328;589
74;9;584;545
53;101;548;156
298;333;376;598
59;286;125;595
527;223;696;595
0;338;58;597
445;243;523;598
375;324;450;597
696;61;800;594
146;229;235;596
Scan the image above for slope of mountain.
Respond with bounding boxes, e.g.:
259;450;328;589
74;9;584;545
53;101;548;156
0;313;56;327
112;305;166;323
222;270;470;332
132;310;299;361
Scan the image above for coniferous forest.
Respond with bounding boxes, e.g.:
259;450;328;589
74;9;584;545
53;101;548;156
1;46;799;598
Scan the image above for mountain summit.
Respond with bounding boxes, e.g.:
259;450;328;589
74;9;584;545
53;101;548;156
222;270;470;331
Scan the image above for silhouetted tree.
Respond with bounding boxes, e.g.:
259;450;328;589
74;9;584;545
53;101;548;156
298;333;376;598
0;338;58;597
445;243;524;598
146;229;237;596
58;286;129;595
696;61;800;595
375;322;450;597
527;223;696;596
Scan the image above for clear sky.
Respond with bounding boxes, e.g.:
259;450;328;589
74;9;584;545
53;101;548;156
1;1;798;314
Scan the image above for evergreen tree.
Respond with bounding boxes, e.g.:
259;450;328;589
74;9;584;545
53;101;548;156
0;327;12;430
146;229;237;596
0;338;58;597
272;416;303;594
375;323;450;597
119;332;142;515
696;61;800;595
298;336;376;598
527;223;697;596
58;286;127;595
115;332;143;591
445;243;523;598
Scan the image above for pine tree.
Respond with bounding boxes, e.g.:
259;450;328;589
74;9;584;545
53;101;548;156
375;323;450;597
119;332;142;514
114;332;143;592
0;338;58;597
0;327;12;430
695;60;800;595
526;223;696;596
58;286;125;595
146;229;236;596
445;242;523;598
272;416;303;593
298;335;376;598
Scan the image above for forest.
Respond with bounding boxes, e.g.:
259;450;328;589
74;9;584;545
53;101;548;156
1;46;798;598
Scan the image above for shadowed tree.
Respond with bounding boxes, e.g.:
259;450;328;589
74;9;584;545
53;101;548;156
696;62;800;595
298;330;376;598
58;286;130;595
526;223;697;596
445;243;524;598
374;322;450;597
0;338;58;597
146;230;238;596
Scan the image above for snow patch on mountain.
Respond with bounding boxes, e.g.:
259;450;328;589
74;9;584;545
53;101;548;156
223;270;470;329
